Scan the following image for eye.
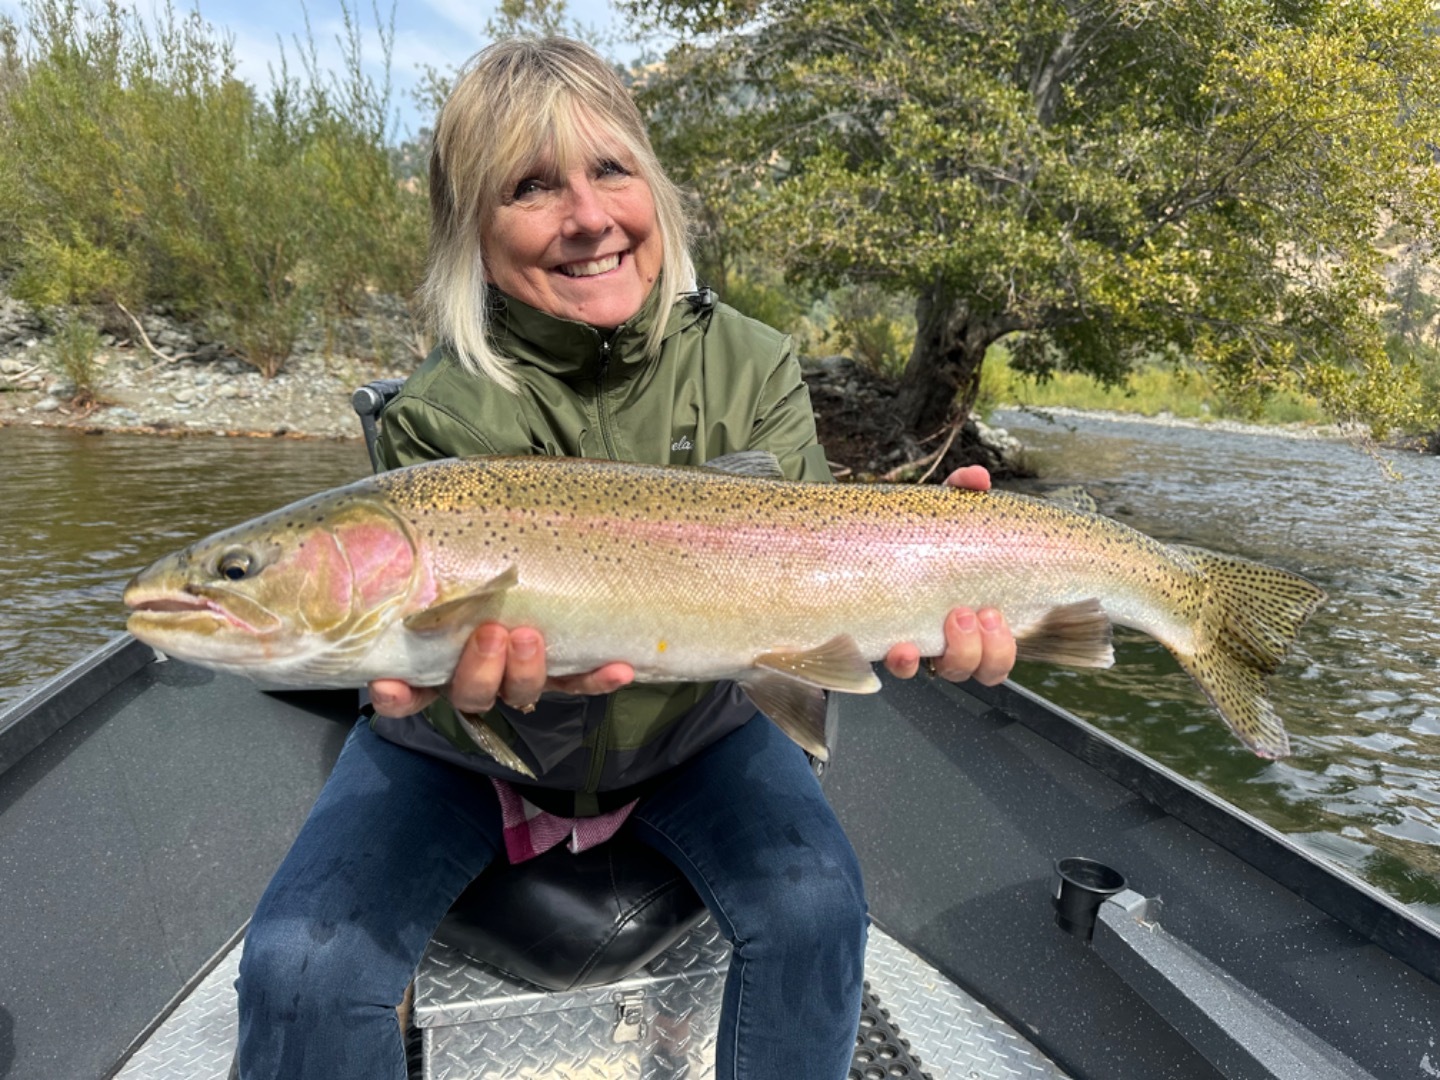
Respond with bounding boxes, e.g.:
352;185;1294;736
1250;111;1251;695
596;159;629;179
218;551;254;581
511;176;544;200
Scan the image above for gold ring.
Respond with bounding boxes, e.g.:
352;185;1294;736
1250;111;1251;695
518;703;537;714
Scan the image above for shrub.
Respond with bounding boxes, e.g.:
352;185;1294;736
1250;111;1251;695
0;0;426;376
49;315;103;402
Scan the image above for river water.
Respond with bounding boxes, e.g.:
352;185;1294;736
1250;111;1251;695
2;417;1437;920
993;408;1440;922
0;426;370;710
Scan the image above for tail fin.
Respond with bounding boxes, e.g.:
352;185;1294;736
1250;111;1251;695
1171;546;1326;758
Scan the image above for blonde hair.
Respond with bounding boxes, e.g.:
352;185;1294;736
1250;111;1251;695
423;37;695;390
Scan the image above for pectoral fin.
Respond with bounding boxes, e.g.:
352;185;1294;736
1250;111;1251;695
738;675;831;762
753;634;882;693
1015;599;1114;667
456;709;536;779
402;567;519;635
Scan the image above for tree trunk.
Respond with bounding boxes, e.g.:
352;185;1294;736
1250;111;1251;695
894;283;988;450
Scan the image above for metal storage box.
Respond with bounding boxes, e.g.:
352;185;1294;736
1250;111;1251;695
413;919;732;1080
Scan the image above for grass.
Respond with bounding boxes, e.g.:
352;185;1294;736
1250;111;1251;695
978;346;1330;427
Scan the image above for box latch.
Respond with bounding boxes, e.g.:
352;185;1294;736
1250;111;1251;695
611;989;646;1043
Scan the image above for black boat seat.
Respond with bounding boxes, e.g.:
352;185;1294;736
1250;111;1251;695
435;828;710;991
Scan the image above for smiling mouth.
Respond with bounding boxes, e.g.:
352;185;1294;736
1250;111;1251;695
557;252;625;278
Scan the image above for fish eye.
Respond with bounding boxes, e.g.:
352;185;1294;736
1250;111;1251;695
218;551;254;581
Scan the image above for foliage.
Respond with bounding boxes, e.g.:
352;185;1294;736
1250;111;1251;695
823;284;915;378
629;0;1440;444
48;314;103;401
980;346;1326;426
0;0;427;376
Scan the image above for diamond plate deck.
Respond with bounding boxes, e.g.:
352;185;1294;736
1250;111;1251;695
862;930;1071;1079
112;923;1065;1079
112;942;241;1080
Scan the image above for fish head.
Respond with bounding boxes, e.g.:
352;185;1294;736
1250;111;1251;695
123;485;424;684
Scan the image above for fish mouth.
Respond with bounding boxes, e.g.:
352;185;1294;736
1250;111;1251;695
125;587;281;636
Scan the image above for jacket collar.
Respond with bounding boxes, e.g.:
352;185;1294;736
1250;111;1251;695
486;284;714;381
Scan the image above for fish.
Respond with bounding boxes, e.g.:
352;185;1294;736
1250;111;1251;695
124;452;1326;766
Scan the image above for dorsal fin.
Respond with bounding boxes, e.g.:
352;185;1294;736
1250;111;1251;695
1043;485;1100;515
700;450;785;478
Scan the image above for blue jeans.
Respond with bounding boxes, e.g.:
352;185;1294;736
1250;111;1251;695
235;715;868;1080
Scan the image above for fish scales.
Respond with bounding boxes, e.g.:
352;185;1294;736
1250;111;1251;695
381;459;1179;673
125;455;1325;761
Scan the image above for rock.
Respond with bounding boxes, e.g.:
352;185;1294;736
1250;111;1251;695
172;388;197;405
972;417;1022;459
1;359;24;375
33;396;61;413
99;406;143;426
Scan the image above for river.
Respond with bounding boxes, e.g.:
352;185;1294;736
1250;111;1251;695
2;416;1437;920
993;408;1440;923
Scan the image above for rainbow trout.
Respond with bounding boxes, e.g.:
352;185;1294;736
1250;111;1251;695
124;453;1325;767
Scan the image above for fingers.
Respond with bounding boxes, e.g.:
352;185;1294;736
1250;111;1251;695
934;607;1015;686
883;641;922;679
445;624;632;713
548;662;635;697
368;678;439;718
887;607;1017;686
944;464;992;491
446;623;542;713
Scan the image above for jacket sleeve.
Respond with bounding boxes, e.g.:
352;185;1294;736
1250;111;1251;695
375;382;500;471
749;337;834;482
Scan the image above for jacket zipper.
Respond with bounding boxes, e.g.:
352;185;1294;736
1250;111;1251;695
585;332;618;794
595;334;618;460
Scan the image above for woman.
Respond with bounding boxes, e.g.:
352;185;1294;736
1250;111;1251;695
235;36;1016;1080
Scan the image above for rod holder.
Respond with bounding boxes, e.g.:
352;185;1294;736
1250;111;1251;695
1053;857;1127;942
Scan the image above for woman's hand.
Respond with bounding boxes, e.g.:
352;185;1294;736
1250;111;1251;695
882;464;1018;687
368;624;635;719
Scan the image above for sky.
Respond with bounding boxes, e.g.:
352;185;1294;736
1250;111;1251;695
0;0;655;142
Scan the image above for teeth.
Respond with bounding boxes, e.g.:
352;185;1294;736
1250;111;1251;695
559;254;621;278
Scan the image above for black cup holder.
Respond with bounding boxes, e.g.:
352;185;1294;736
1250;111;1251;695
1052;857;1127;941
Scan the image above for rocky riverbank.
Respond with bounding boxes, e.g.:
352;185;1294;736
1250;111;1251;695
2;290;1401;469
0;292;1029;473
0;293;416;442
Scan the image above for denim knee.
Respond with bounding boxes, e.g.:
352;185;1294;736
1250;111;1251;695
745;842;869;957
238;914;383;1020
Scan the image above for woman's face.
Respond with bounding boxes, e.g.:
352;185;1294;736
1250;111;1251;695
483;143;663;329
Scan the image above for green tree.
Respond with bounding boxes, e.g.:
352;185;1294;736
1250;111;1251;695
630;0;1440;459
0;0;426;375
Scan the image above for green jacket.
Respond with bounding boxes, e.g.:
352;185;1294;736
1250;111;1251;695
370;287;831;815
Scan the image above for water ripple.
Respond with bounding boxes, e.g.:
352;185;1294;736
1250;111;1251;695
997;409;1440;911
2;426;369;710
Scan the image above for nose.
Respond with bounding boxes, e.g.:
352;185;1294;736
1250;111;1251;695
561;174;613;237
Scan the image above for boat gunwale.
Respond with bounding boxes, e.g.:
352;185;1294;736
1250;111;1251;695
961;677;1440;988
0;632;154;779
